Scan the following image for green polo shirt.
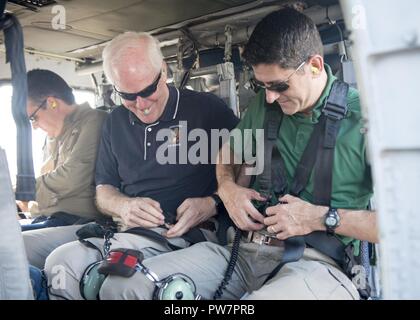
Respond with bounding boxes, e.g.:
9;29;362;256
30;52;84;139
231;64;373;253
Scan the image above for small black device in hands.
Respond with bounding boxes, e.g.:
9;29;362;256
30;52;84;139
253;197;287;217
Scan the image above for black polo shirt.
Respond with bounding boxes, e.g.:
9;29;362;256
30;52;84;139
95;85;239;221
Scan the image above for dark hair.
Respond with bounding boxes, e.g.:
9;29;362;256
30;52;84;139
27;69;75;105
242;8;323;69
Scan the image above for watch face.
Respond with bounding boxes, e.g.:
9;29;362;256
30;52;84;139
325;216;337;227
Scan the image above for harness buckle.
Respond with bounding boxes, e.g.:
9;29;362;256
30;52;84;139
322;102;348;121
247;231;278;246
260;234;273;245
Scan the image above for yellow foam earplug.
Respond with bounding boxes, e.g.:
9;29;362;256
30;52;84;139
51;101;57;109
311;66;319;74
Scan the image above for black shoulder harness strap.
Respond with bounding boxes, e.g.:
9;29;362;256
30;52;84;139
258;105;286;199
313;80;350;206
262;80;349;283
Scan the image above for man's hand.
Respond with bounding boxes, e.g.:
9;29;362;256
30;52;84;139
16;200;29;212
166;197;217;238
264;194;327;240
218;181;266;231
120;197;165;228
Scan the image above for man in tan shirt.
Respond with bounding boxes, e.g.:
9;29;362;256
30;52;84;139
20;69;107;267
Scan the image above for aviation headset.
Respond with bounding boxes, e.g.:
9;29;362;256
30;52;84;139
80;260;107;300
79;245;200;300
79;238;107;300
152;273;198;300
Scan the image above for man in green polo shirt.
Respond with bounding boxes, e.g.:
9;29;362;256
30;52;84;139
215;8;378;299
229;45;372;254
99;7;378;300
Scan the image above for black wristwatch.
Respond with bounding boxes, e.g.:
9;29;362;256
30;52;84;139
324;208;340;236
209;194;223;212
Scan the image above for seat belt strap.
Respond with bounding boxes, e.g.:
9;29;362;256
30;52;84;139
313;80;349;206
124;226;207;251
290;117;325;197
124;227;184;251
265;113;326;284
263;80;349;284
305;231;346;265
264;236;306;283
257;105;284;199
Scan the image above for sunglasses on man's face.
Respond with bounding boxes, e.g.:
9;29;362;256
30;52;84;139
114;71;162;101
250;78;290;93
250;61;306;94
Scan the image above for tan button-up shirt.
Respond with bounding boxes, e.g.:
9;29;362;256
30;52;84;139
34;103;107;219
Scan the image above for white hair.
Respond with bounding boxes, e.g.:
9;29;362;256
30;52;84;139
102;31;164;85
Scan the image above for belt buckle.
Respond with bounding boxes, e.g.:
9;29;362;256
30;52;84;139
250;231;273;246
260;233;273;245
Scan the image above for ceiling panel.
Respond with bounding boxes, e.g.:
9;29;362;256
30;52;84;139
22;26;103;52
3;0;256;58
68;0;256;35
2;0;339;62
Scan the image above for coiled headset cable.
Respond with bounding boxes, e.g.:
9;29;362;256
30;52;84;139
213;226;242;299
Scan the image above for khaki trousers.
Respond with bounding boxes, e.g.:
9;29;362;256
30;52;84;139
99;241;359;300
45;229;359;300
22;224;82;269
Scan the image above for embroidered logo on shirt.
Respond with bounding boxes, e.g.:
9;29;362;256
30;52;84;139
168;125;182;147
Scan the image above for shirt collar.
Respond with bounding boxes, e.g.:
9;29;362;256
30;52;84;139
128;85;180;126
60;102;91;136
311;63;337;122
292;64;339;124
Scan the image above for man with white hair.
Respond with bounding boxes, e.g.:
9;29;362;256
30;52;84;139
43;32;238;300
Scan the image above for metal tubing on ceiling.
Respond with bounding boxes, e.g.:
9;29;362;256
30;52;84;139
75;4;342;75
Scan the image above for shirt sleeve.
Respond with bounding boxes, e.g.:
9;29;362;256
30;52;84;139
202;93;239;163
94;115;121;188
229;90;265;162
206;93;240;132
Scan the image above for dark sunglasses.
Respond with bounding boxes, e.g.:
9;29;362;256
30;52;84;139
250;61;306;94
29;99;47;122
114;70;162;101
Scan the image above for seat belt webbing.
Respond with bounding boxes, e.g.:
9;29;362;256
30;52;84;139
313;81;349;206
125;226;207;251
263;80;349;283
258;105;284;199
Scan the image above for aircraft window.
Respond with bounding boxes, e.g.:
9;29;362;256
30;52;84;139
73;89;95;108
